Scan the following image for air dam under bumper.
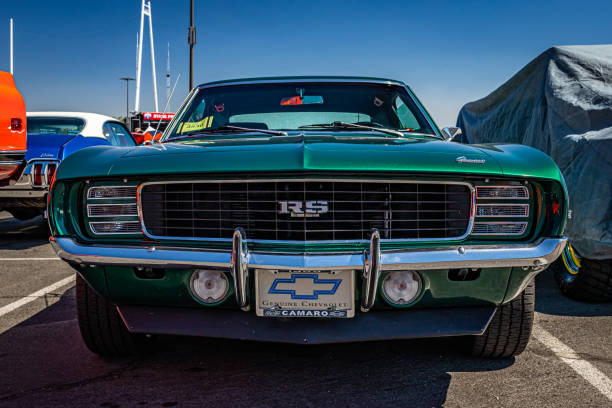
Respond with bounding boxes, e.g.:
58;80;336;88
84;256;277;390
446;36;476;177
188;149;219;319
117;304;497;344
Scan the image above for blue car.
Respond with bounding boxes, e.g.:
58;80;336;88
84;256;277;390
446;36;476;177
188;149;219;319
0;112;136;220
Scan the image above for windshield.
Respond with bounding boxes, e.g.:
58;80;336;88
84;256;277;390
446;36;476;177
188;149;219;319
27;117;85;135
164;82;437;140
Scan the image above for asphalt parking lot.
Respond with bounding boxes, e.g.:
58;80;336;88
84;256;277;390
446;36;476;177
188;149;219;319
0;212;611;407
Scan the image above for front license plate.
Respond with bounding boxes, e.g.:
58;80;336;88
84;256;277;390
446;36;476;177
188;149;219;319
255;269;355;318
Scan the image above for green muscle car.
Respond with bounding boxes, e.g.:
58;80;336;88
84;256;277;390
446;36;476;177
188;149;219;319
49;77;568;357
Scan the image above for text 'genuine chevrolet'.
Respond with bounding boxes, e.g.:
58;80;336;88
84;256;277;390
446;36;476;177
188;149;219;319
48;77;568;357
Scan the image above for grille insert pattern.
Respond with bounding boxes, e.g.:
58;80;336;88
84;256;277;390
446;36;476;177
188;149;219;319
87;204;138;217
476;204;529;217
139;180;473;242
476;186;528;199
88;186;138;199
472;222;527;235
89;221;141;234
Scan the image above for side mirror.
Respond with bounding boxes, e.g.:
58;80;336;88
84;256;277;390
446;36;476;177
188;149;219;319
441;127;462;141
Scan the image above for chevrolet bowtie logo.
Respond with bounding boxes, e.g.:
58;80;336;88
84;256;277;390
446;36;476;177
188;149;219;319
268;274;341;300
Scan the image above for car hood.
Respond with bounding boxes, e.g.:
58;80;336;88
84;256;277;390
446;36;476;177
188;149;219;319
55;133;562;181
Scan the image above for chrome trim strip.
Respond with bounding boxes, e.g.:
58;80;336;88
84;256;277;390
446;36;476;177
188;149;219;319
87;203;139;218
163;79;443;141
475;203;530;218
160;86;199;142
403;85;444;140
87;185;138;200
0;160;23;165
197;78;405;89
361;230;381;313
51;237;567;272
0;150;26;154
88;221;142;235
232;228;250;311
475;185;529;200
471;221;528;236
136;179;475;244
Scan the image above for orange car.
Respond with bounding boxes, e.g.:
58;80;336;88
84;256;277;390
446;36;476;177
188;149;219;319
0;71;26;185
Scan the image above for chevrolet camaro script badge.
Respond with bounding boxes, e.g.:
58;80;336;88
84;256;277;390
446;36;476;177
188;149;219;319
456;156;486;164
278;200;329;217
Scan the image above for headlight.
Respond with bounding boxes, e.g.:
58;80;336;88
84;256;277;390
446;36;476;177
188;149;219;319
382;270;422;305
190;269;229;304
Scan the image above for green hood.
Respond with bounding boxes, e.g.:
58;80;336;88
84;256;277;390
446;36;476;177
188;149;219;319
55;133;563;181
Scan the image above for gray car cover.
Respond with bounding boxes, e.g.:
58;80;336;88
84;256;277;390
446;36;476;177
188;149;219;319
457;45;612;260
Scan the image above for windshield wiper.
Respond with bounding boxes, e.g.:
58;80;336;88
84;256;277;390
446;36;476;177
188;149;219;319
299;121;404;138
167;125;287;141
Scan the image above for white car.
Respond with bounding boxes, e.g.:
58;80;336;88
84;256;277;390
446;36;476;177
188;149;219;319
26;112;135;146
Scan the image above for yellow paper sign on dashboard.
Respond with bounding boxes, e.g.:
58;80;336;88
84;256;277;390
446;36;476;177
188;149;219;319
179;116;213;133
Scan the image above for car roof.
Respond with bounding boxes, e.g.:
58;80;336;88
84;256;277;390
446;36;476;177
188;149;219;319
26;112;119;122
198;76;406;88
26;112;124;138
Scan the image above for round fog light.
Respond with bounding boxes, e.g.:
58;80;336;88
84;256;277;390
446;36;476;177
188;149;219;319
382;270;422;305
190;269;229;304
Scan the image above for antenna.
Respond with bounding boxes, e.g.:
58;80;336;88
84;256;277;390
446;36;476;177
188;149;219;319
134;0;159;112
166;42;170;105
155;72;181;137
9;18;13;75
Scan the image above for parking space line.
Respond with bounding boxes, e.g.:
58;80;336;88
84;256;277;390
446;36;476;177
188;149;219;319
534;325;612;401
0;275;75;318
0;257;61;261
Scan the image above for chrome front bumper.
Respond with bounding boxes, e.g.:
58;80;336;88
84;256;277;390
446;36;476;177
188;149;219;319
51;233;567;312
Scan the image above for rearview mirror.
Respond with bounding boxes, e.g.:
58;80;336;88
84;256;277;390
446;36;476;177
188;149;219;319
442;127;462;141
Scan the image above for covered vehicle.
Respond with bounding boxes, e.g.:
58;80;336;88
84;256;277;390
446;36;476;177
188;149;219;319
457;45;612;301
49;77;567;357
0;71;27;185
0;112;135;220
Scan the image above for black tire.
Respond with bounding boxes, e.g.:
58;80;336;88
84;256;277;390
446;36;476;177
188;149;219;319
468;280;535;358
552;244;612;302
76;273;136;356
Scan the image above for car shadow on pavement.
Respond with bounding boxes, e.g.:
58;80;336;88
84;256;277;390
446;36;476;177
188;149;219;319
0;285;514;408
0;213;50;250
535;267;612;317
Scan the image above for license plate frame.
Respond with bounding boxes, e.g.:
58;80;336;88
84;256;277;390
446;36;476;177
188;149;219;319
255;269;355;318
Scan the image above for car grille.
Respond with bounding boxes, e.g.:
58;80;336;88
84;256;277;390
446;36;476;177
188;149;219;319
139;180;473;241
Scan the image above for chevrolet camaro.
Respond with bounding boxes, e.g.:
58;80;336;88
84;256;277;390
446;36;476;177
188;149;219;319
48;77;568;357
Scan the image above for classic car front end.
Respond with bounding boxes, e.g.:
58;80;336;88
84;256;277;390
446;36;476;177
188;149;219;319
48;77;567;357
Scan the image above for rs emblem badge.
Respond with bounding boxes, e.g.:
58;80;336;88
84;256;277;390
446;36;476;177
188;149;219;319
278;200;329;218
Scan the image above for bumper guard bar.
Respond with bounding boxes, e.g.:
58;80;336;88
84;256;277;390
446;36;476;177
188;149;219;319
50;234;567;313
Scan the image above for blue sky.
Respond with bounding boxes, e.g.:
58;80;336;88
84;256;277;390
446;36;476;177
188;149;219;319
1;0;609;126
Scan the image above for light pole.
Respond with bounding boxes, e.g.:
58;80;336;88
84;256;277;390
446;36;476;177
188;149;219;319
120;77;134;127
188;0;196;91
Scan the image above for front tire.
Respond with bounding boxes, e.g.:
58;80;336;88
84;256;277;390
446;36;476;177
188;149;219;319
552;243;612;302
76;273;136;356
468;280;535;358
